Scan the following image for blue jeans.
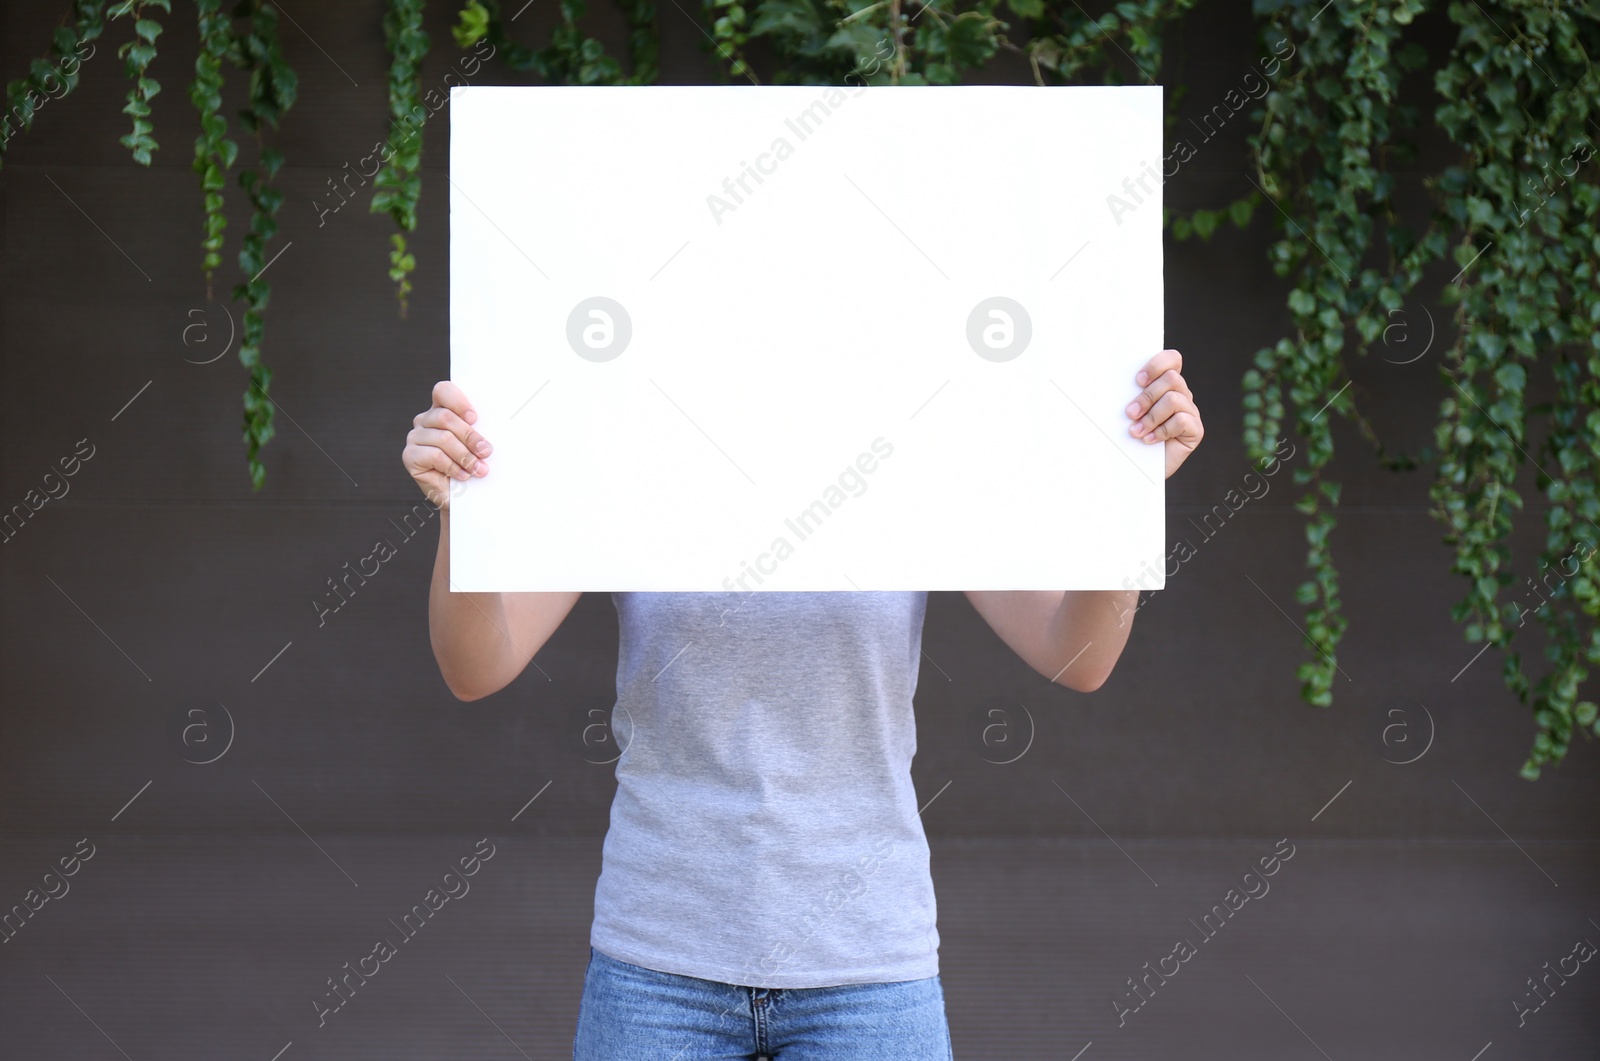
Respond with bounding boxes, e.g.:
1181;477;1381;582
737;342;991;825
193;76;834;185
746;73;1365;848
573;947;954;1060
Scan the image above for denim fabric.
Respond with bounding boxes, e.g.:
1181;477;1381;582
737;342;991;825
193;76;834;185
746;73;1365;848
573;946;954;1060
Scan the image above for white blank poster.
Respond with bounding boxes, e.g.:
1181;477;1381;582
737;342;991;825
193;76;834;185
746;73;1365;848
449;84;1164;592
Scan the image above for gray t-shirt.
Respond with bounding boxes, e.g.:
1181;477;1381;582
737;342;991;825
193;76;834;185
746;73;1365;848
589;591;939;989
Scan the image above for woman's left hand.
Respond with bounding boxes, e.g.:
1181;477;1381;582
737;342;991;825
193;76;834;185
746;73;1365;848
1126;348;1203;479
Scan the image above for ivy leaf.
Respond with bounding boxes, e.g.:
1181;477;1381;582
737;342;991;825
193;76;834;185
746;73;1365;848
825;21;884;63
748;0;822;40
453;0;490;48
942;12;999;69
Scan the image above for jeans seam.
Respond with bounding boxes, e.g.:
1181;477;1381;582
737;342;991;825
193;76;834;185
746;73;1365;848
750;987;771;1056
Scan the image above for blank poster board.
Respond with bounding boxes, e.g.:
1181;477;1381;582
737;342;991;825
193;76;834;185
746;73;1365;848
449;85;1164;592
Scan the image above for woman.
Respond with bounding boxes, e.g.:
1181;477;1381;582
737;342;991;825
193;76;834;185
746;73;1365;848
401;350;1203;1059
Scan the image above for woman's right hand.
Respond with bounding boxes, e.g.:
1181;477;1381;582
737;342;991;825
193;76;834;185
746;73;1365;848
403;380;492;509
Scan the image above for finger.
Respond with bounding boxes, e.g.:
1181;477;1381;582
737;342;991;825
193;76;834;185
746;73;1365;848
1134;349;1182;387
439;449;485;490
1125;367;1191;420
414;427;487;476
417;405;492;459
402;442;469;483
431;380;478;427
407;430;487;478
1145;409;1204;446
1130;391;1197;440
1139;400;1203;444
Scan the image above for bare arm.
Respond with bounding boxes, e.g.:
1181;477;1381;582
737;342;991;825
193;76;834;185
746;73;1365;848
405;380;580;701
964;590;1138;692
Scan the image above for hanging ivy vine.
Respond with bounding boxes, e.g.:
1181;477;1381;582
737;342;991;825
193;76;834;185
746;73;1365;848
375;0;429;314
5;0;1598;777
110;0;170;163
1428;1;1600;778
189;0;236;294
1186;0;1600;775
706;0;755;81
1234;0;1441;712
231;0;297;489
622;0;661;84
0;1;108;165
465;0;634;82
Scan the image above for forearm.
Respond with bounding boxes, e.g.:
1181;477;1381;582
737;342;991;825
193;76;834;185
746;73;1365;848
1044;589;1139;690
964;588;1140;692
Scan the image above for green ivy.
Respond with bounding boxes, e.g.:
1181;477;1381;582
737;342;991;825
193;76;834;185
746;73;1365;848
230;0;297;490
454;0;492;47
623;0;661;84
190;0;238;293
1169;0;1600;770
375;0;430;315
471;0;632;83
0;1;107;167
744;0;878;85
1429;1;1600;778
709;0;755;81
1027;0;1196;86
742;0;1003;86
110;0;170;164
1232;0;1441;707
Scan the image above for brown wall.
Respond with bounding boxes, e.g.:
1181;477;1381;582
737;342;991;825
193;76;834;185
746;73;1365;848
3;4;1595;835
